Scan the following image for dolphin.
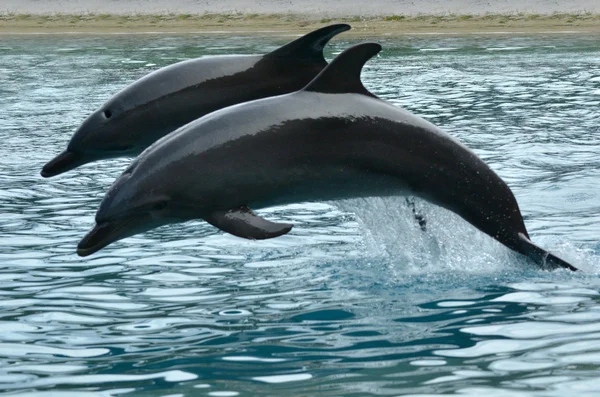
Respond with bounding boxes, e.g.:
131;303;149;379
40;24;351;178
77;43;578;271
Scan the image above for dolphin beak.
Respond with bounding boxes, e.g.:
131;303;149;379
77;216;148;257
41;150;80;178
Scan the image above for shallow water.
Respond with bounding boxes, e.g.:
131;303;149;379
0;32;599;396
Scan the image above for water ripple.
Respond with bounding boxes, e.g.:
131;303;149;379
0;33;598;396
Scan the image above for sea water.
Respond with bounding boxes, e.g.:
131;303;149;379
0;32;599;396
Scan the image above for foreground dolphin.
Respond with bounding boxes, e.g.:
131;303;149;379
41;24;350;177
77;43;577;271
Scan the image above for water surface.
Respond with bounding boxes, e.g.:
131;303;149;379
0;32;599;396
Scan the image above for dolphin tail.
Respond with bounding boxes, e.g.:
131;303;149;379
266;24;351;64
517;233;578;271
41;150;81;178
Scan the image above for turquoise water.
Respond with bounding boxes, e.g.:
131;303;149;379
0;32;599;396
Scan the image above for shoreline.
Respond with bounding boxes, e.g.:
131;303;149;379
1;13;600;35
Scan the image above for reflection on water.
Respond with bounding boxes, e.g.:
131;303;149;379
0;33;599;396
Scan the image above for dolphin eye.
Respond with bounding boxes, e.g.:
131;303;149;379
103;110;113;119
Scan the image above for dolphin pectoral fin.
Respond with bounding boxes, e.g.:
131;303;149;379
517;233;578;271
204;206;293;240
267;24;351;64
303;42;382;97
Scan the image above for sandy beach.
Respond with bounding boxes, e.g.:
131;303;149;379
3;0;600;17
1;0;599;34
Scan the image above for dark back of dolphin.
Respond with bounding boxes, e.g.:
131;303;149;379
41;24;350;178
77;43;578;272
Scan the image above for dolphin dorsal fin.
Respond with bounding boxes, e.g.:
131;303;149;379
266;24;351;63
302;43;381;96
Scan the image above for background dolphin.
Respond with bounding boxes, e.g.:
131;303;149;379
77;43;577;271
40;23;350;177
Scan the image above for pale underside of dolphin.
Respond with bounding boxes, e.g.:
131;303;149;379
40;23;351;177
77;43;578;272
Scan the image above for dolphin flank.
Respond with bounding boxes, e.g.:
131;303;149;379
77;43;578;271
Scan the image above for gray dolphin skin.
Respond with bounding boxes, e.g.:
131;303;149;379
40;24;351;177
77;43;578;271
